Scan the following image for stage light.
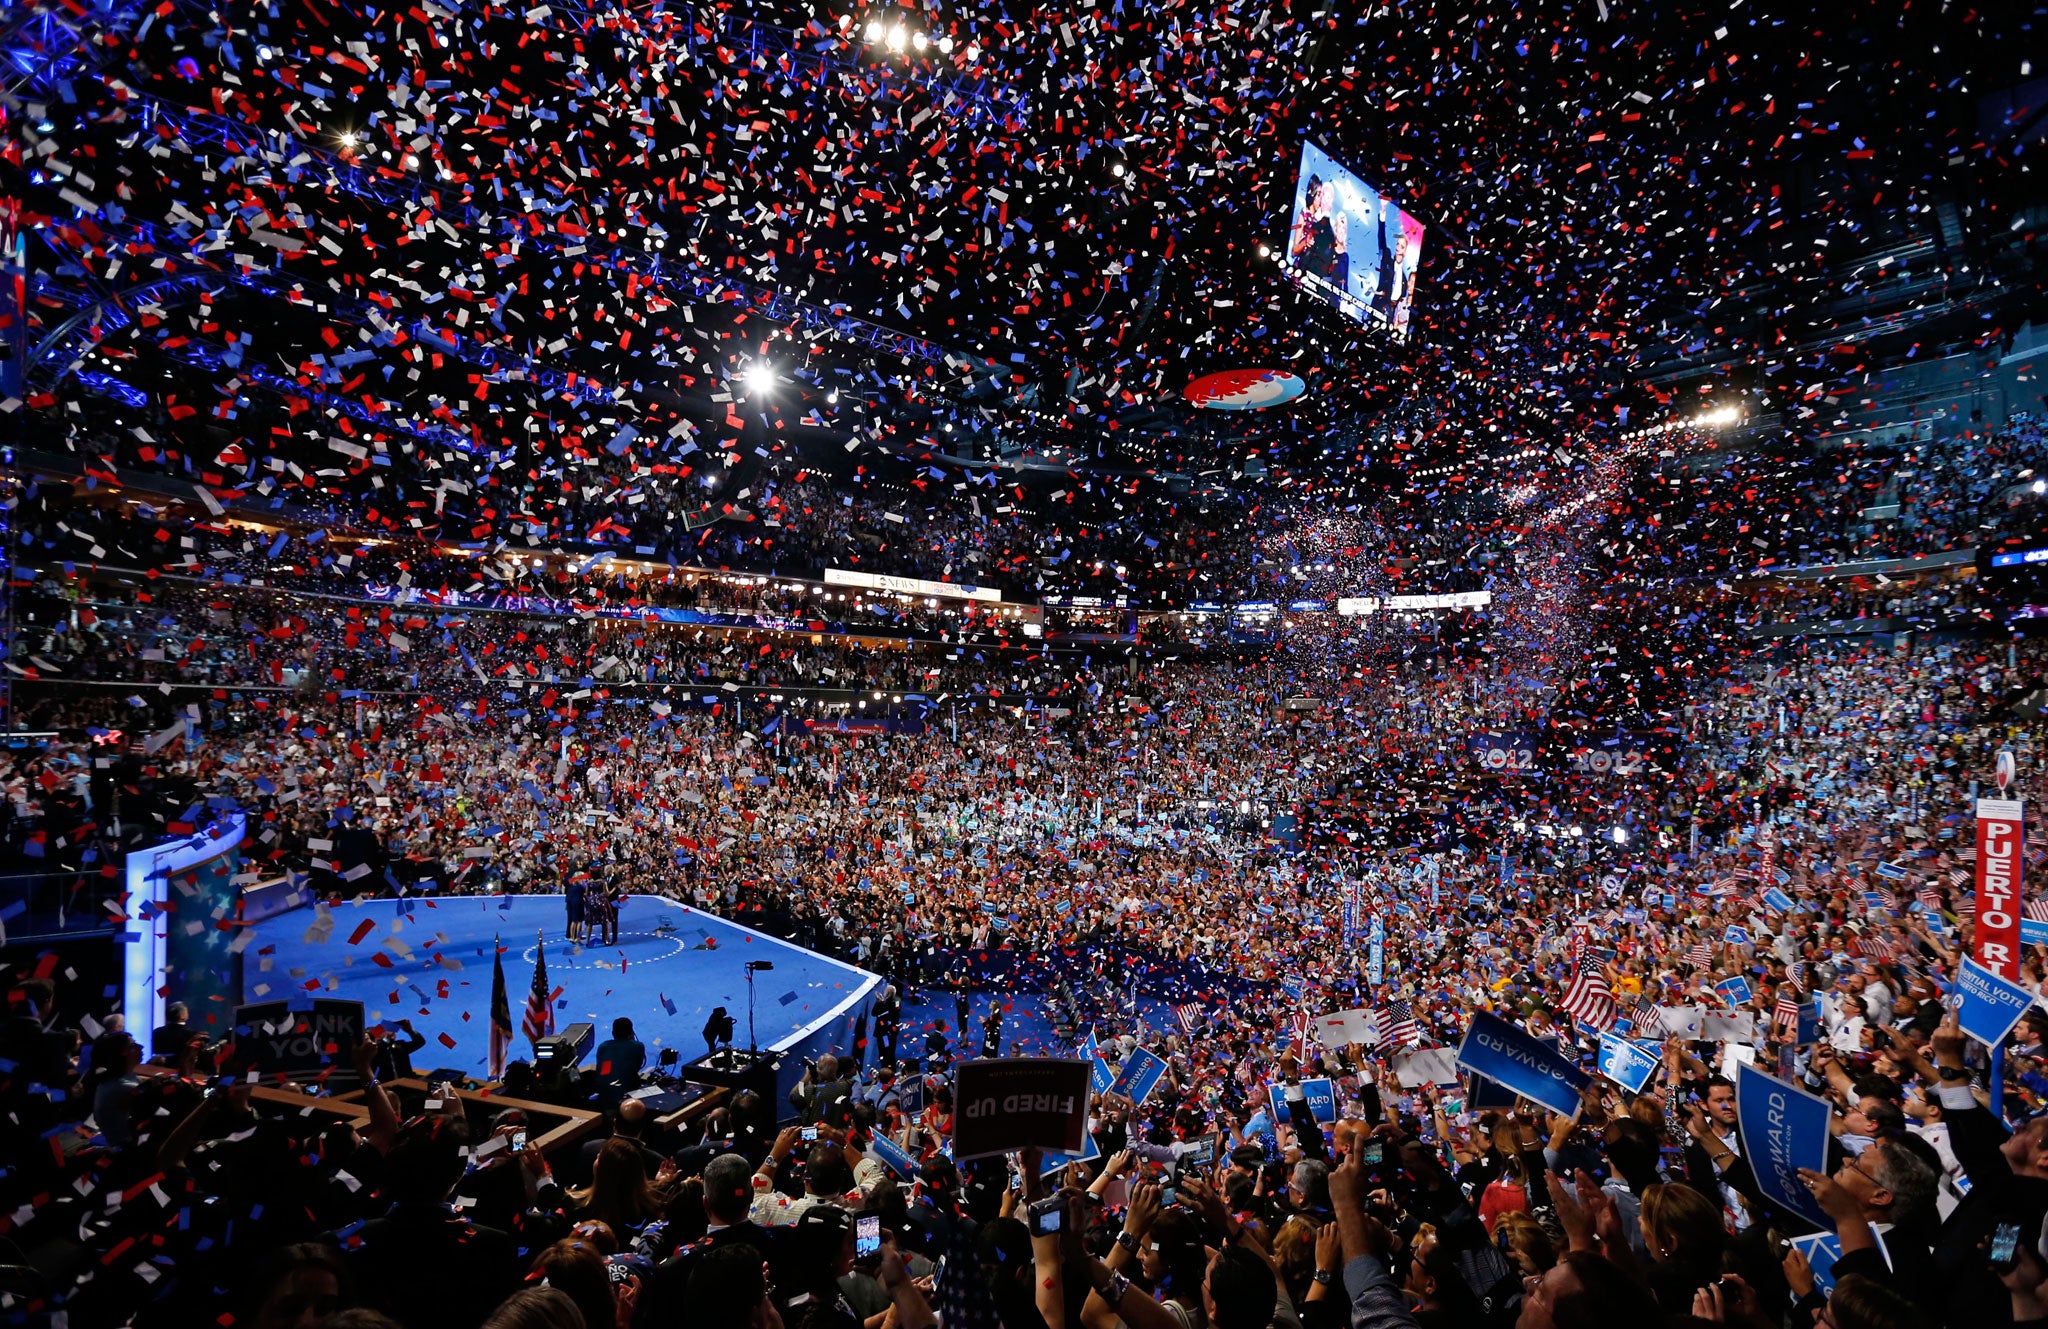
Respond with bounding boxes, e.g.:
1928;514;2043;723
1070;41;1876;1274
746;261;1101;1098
339;131;358;147
912;30;927;49
742;363;774;395
887;24;907;51
1258;243;1270;257
865;19;882;38
2034;480;2045;494
1611;827;1628;844
826;390;839;404
1111;163;1125;177
937;35;953;53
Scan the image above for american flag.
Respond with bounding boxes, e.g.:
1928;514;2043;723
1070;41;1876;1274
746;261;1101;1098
1949;868;1971;888
522;931;554;1045
1853;934;1892;959
1869;886;1899;912
1626;996;1659;1033
1288;1007;1313;1048
1772;990;1805;1035
1174;1002;1204;1035
1561;966;1618;1032
488;938;514;1079
1377;1000;1422;1048
2026;900;2048;925
1686;941;1713;970
1915;883;1943;911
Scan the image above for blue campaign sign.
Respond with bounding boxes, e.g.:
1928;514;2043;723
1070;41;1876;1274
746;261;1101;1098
2025;917;2048;947
1368;915;1385;987
1956;957;2036;1048
1454;1010;1592;1117
1596;1033;1660;1094
1795;998;1823;1047
1267;1077;1339;1125
1040;1129;1103;1177
1724;925;1753;946
1112;1047;1169;1105
1789;1229;1891;1297
1733;1063;1833;1230
1715;976;1754;1009
869;1131;919;1181
1762;887;1796;914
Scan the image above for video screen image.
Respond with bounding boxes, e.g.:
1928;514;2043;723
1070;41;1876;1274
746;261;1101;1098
1282;142;1426;338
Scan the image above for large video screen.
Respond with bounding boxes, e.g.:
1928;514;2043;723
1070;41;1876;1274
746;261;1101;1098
1282;142;1425;338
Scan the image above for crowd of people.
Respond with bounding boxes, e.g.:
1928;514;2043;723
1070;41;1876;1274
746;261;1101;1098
7;459;2048;1328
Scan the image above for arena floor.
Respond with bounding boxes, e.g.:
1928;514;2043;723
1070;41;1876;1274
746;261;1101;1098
246;894;876;1076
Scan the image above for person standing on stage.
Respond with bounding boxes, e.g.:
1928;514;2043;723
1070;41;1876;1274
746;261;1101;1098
564;872;587;943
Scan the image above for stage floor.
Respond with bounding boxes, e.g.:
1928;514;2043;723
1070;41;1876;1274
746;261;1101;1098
246;894;876;1075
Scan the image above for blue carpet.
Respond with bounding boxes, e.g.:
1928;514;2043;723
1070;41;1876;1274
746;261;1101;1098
248;895;873;1074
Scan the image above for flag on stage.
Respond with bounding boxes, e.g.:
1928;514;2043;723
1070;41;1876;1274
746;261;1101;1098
522;930;554;1045
489;937;514;1078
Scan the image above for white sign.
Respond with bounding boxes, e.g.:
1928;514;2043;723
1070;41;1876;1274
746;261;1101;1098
823;568;1002;603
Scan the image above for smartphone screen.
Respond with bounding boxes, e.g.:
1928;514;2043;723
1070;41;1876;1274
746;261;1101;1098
801;1127;819;1142
1991;1222;2023;1269
856;1214;881;1258
1358;1141;1385;1166
510;1129;528;1152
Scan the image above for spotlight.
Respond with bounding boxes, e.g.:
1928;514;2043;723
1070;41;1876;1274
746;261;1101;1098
1111;162;1125;178
741;363;775;395
339;131;358;147
912;30;927;49
887;24;907;50
865;19;882;38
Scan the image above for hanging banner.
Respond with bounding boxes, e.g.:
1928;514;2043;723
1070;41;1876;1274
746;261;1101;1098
1975;798;2024;979
1368;914;1385;988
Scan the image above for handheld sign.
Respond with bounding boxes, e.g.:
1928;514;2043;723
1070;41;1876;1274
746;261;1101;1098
1715;976;1754;1009
1454;1010;1591;1117
869;1131;919;1181
1111;1047;1169;1105
1039;1129;1103;1178
1975;798;2025;979
952;1058;1093;1160
1596;1033;1660;1094
233;999;365;1077
1267;1077;1339;1124
1733;1063;1833;1230
1956;957;2036;1048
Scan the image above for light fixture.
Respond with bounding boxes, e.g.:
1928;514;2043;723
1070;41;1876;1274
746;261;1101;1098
742;363;774;395
887;24;907;50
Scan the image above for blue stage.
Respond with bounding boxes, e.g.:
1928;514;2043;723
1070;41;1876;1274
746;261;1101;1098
247;894;879;1100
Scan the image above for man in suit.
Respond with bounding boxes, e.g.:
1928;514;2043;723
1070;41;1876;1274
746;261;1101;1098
635;1152;785;1328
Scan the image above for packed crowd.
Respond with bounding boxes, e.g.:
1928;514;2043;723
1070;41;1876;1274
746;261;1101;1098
5;611;2048;1329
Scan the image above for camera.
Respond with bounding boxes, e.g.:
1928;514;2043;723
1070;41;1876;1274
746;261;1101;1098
801;1127;819;1142
1025;1195;1063;1236
856;1214;883;1262
1991;1221;2025;1273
